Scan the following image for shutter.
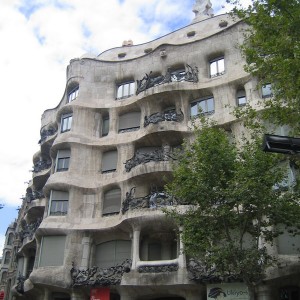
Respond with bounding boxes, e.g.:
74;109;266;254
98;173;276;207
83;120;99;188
51;191;69;201
103;189;121;215
102;151;118;172
57;149;70;159
39;236;66;267
119;112;141;131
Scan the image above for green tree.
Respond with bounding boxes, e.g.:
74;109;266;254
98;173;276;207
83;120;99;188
227;0;300;132
166;121;300;299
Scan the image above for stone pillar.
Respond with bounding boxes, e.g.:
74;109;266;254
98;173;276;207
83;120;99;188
71;290;85;300
131;227;141;270
178;226;186;268
43;288;50;300
81;236;91;269
110;108;117;134
22;256;29;277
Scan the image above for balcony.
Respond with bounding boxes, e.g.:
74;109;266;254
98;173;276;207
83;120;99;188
32;160;51;173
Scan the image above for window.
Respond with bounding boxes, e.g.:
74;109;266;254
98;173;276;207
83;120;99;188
7;233;14;245
190;97;214;117
116;81;135;100
55;149;70;172
262;83;272;98
95;240;131;268
103;188;121;215
4;251;11;265
148;242;162;261
68;86;79;102
210;57;225;78
61;113;72;133
237;89;247;106
39;236;66;267
102;116;109;137
1;271;7;283
118;111;141;133
49;190;69;216
101;150;118;173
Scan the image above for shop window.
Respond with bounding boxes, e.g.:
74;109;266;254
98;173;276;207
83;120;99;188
61;113;72;133
39;236;66;267
210;57;225;78
102;188;121;215
262;83;272;98
101;150;118;173
95;240;131;268
102;116;109;137
237;89;247;106
55;149;70;172
68;85;79;102
49;190;69;216
190;97;214;117
118;111;141;133
116;81;135;100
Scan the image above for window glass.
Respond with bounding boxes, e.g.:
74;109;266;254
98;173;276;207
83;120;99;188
191;97;215;117
49;190;69;216
4;251;11;265
39;236;66;267
68;86;79;102
103;188;121;215
237;90;247;106
7;233;14;245
61;114;72;133
262;84;272;98
210;57;225;77
116;81;135;100
56;150;70;172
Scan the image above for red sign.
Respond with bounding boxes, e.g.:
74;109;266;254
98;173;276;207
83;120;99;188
90;288;110;300
0;291;5;300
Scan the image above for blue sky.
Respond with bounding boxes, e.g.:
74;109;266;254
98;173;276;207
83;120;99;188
0;0;246;255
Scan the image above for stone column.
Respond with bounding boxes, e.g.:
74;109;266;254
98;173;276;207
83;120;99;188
81;236;91;269
110;108;117;134
43;288;50;300
22;256;29;277
178;226;186;268
131;227;141;270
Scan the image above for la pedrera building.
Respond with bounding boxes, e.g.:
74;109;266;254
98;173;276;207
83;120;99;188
1;1;299;300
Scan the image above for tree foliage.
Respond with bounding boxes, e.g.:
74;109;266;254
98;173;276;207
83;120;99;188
227;0;300;132
166;120;300;290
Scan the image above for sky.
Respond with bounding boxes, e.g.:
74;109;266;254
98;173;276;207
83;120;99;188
0;0;244;255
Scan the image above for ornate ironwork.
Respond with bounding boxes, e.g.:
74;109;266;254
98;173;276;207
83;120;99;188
136;64;198;95
38;127;57;144
124;146;177;172
16;273;25;294
70;259;132;287
138;263;179;273
118;126;140;134
187;258;241;283
144;109;184;127
24;190;44;203
19;218;42;242
32;160;52;173
122;187;179;214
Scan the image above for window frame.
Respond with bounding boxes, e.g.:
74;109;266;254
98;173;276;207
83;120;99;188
102;116;109;137
49;190;69;216
4;251;11;265
262;83;272;98
116;81;135;100
68;86;79;102
61;113;72;133
209;57;225;78
236;90;247;107
190;97;215;118
55;149;71;172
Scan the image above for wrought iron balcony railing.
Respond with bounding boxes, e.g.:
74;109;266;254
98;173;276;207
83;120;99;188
32;160;51;173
